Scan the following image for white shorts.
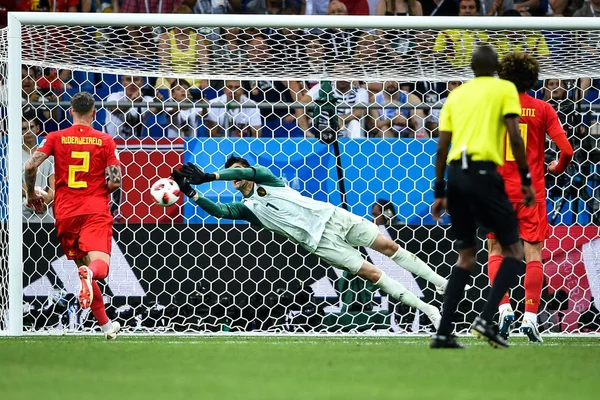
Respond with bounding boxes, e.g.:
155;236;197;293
312;208;379;274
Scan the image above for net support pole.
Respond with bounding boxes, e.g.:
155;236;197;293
7;12;24;336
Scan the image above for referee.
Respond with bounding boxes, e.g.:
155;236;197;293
430;45;535;349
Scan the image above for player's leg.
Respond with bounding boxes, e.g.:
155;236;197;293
368;232;448;293
521;240;544;342
472;183;523;348
312;213;441;328
487;236;514;339
78;214;120;339
431;165;476;349
355;260;442;329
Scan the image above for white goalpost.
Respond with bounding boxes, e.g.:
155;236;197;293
2;13;600;336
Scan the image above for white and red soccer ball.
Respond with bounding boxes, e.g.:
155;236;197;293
150;178;180;207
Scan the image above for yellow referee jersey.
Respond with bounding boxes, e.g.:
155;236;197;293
439;76;521;166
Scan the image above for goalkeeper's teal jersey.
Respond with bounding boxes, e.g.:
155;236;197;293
193;166;335;251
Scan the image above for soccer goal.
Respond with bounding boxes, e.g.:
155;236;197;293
1;13;600;336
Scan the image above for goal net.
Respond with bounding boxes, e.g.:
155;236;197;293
1;14;600;336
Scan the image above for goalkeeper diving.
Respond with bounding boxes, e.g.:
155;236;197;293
173;156;449;330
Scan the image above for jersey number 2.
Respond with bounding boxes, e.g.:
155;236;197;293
68;151;90;188
505;123;528;162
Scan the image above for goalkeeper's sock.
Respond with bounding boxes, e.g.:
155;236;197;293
524;260;544;314
481;257;521;323
390;247;446;287
88;259;109;280
438;267;471;337
90;280;109;326
488;255;510;307
375;272;430;313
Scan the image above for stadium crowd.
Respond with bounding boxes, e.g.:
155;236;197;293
1;0;599;140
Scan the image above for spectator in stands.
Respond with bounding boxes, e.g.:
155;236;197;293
163;78;204;138
243;0;303;13
405;30;449;107
374;0;421;62
120;0;183;54
299;35;327;92
104;75;157;137
184;0;229;13
354;32;394;78
370;80;426;138
322;1;360;63
420;0;459;15
481;0;514;14
375;0;422;15
155;5;209;90
433;0;489;68
205;80;262;137
337;0;369;14
574;0;600;16
22;66;56;134
297;67;370;138
22;115;54;223
513;0;542;15
372;199;399;226
491;9;550;62
425;80;462;138
243;35;300;132
549;0;584;16
305;0;330;14
99;0;121;12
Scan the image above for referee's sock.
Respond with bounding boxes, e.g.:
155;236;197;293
437;267;471;337
391;247;447;287
481;257;521;323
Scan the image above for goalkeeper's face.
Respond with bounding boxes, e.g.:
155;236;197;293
228;162;252;192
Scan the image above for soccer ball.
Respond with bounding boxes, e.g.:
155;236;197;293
23;187;48;214
150;178;180;207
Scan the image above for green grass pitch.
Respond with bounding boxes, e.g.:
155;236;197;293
1;336;599;400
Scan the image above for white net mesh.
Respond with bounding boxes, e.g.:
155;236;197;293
1;20;600;335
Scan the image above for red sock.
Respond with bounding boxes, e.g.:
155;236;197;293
524;260;544;314
488;255;510;306
90;280;109;326
88;259;109;280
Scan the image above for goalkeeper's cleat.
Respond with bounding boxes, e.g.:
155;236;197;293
78;266;93;309
470;316;508;349
498;306;515;340
521;318;543;343
105;321;121;341
430;334;466;349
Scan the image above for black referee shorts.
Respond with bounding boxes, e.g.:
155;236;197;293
447;160;520;250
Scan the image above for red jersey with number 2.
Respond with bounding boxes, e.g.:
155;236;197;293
499;93;566;203
37;125;120;220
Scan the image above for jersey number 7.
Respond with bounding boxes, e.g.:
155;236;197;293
505;123;528;162
68;151;90;188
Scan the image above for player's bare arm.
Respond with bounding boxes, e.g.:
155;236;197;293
432;130;452;222
505;115;535;206
24;150;50;211
105;164;122;193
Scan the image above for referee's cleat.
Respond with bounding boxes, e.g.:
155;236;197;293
430;334;466;349
470;317;509;349
498;306;515;340
521;318;543;343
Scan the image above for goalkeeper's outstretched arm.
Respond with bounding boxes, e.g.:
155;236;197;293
192;194;252;221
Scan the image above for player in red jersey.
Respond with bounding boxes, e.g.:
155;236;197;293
487;52;574;342
24;92;123;340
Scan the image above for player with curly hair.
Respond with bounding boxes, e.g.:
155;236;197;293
487;52;574;343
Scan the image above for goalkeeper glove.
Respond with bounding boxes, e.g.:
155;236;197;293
180;163;216;185
171;169;197;198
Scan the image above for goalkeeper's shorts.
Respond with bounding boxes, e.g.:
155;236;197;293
313;208;379;274
55;213;114;260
